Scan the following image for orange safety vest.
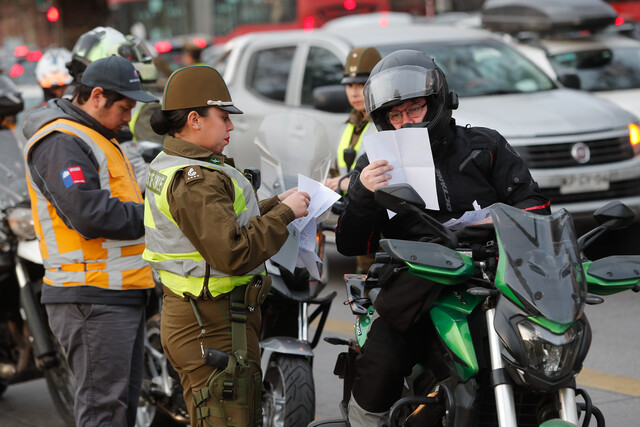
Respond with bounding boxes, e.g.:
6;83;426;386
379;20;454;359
24;118;154;290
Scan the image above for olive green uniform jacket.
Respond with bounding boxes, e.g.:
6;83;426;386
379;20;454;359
164;136;295;277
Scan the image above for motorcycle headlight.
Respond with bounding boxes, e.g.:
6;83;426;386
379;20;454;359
8;207;36;240
517;319;584;379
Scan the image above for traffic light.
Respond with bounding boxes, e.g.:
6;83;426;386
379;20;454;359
46;6;60;22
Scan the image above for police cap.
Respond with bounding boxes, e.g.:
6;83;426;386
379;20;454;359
341;47;382;85
162;65;242;113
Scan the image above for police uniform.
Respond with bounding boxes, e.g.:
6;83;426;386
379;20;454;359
330;47;382;273
143;66;296;426
330;47;382;178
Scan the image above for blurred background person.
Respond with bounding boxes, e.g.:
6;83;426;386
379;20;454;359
326;47;381;274
182;41;205;66
35;48;73;104
66;25;163;190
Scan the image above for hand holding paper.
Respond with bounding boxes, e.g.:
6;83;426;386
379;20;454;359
271;175;341;279
362;128;439;211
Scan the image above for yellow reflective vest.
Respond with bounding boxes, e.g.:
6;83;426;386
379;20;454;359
143;152;264;298
336;121;372;175
25;118;154;290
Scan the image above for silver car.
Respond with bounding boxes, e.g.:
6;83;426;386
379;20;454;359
213;23;640;226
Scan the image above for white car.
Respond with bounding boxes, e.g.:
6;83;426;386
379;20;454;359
212;23;640;227
516;32;640;120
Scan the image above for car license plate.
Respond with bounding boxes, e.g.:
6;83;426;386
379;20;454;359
560;172;610;194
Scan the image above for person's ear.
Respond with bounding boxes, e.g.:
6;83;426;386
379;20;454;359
90;87;104;109
187;110;200;130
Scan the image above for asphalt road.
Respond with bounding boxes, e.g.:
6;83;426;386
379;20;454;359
1;235;639;426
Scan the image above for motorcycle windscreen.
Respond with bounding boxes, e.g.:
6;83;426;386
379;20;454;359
254;112;333;199
491;203;586;324
0;128;29;211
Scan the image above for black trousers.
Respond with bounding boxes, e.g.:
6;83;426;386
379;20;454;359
352;313;437;412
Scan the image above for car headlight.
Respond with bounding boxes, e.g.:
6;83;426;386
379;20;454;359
8;207;36;240
517;319;584;379
629;123;640;156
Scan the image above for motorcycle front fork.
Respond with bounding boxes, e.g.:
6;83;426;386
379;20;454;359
485;308;579;427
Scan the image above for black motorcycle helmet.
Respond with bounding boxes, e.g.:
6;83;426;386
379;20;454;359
0;73;24;119
364;49;458;142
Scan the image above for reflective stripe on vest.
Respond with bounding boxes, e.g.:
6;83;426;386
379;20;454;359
24;118;153;290
336;121;371;175
142;152;263;297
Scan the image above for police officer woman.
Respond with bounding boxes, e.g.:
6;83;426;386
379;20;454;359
325;47;381;193
335;50;550;426
143;65;310;426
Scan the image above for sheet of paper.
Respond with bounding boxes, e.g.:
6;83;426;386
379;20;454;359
363;128;439;211
442;205;494;231
272;175;340;279
271;224;300;273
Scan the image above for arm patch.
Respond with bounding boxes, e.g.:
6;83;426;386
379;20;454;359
184;165;204;185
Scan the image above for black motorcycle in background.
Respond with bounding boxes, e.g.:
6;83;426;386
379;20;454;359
0;127;75;426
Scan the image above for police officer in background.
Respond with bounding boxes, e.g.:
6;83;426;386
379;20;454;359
326;47;381;274
326;47;381;194
144;65;310;426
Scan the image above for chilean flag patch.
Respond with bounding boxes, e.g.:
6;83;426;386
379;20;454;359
61;166;86;188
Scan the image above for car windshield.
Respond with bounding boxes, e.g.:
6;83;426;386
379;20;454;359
375;39;555;97
549;46;640;91
491;203;586;324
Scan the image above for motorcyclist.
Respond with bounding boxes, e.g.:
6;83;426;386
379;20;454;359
67;25;163;189
0;72;24;131
335;49;551;426
34;48;73;103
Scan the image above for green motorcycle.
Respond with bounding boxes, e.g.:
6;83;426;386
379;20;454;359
315;184;640;427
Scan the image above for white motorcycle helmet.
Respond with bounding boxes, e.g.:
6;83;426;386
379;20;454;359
35;48;73;90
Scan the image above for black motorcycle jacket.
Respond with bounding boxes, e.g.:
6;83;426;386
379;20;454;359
336;121;551;256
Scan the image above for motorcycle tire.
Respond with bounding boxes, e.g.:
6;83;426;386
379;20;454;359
263;355;315;427
43;333;76;427
137;315;188;427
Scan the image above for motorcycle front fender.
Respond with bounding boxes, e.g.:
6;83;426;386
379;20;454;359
17;239;42;265
260;336;314;372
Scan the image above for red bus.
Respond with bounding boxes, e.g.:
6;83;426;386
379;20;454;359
606;0;640;23
212;0;393;43
108;0;395;45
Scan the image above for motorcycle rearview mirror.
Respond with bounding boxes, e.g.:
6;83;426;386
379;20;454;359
578;201;635;251
593;201;635;229
375;184;425;211
375;184;459;248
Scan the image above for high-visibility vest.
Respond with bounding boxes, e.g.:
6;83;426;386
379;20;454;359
24;118;154;290
336;121;372;175
142;152;264;298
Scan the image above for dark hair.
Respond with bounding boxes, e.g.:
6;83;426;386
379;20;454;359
74;83;125;107
150;106;210;136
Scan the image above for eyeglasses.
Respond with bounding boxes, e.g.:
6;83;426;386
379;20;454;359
386;102;427;124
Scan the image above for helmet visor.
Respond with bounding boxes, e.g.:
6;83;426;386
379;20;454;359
364;66;444;116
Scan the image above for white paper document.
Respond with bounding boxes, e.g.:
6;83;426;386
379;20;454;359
271;175;340;279
363;127;439;211
442;204;494;231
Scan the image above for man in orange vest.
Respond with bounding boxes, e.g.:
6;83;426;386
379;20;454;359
23;55;158;427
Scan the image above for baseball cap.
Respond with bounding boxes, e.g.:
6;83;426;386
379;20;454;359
81;55;158;103
162;65;242;114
